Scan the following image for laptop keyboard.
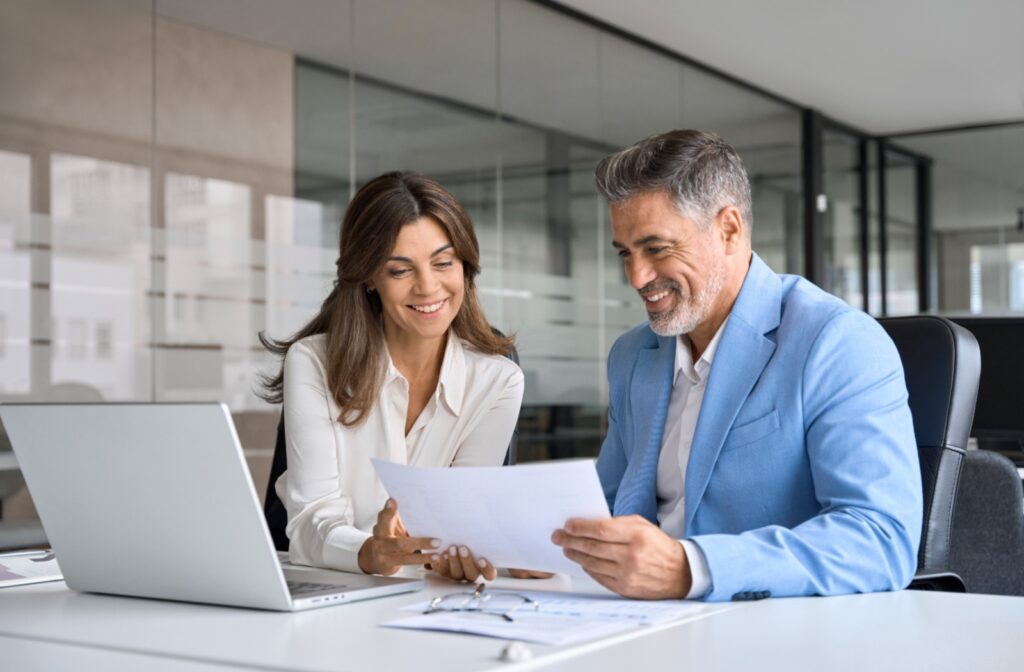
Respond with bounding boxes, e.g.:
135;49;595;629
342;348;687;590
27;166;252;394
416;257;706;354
287;580;347;597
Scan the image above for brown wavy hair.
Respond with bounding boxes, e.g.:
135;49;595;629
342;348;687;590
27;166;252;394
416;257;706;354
259;171;514;426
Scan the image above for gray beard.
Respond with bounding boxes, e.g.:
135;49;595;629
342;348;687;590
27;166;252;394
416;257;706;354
647;262;726;337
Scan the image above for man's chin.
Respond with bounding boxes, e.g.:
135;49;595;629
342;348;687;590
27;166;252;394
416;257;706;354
648;310;700;337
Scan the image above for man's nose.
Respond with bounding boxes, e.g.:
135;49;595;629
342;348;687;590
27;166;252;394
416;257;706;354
627;259;657;291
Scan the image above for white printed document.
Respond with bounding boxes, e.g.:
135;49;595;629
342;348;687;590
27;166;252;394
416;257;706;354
384;590;725;646
0;550;62;588
371;459;610;575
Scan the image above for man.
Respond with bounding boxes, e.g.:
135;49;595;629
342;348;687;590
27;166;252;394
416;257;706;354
552;129;922;602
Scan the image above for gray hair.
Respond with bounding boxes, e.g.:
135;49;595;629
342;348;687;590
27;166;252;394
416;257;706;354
595;129;752;233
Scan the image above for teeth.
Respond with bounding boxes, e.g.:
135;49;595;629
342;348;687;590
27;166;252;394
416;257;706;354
412;300;445;314
645;291;669;303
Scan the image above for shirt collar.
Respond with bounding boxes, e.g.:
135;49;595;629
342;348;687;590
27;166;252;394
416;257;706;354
383;330;465;417
674;317;729;386
437;332;465;416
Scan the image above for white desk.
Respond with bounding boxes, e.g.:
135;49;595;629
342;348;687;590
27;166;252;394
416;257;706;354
1;574;1022;671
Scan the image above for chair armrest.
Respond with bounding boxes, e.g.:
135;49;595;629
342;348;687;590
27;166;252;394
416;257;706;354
908;568;967;592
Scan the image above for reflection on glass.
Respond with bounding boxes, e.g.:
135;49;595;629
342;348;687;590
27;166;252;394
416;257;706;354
884;151;918;315
822;131;862;307
50;153;150;401
890;124;1024;313
0;150;32;395
159;173;254;407
969;243;1024;313
264;193;333;341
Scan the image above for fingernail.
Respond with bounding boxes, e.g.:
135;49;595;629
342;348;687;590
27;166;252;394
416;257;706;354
430;539;441;548
477;558;487;569
449;546;457;557
459;546;469;558
431;555;440;564
551;531;561;544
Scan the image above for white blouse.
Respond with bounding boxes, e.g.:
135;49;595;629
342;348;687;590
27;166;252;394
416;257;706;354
276;331;524;573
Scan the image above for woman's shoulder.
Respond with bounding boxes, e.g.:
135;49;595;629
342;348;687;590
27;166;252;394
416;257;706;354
284;333;328;369
457;337;523;384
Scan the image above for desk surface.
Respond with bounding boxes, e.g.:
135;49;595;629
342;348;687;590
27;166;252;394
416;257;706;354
1;573;1023;672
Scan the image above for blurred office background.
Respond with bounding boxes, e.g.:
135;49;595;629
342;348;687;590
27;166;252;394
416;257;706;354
1;0;1022;527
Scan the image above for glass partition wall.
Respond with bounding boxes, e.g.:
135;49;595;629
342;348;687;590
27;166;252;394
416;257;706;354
2;0;818;527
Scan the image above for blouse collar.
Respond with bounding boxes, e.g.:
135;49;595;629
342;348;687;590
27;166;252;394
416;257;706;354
383;330;465;417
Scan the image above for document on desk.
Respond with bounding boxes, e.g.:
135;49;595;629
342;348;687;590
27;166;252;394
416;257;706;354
384;591;724;646
0;550;62;588
371;459;610;575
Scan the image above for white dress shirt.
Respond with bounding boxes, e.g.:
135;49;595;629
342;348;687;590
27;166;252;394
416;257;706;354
277;331;524;573
655;318;728;599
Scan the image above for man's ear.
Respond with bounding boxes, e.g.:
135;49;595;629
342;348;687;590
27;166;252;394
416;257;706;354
716;206;745;253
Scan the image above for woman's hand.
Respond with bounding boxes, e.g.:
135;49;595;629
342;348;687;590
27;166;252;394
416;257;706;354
507;568;555;579
427;545;497;583
357;499;439;575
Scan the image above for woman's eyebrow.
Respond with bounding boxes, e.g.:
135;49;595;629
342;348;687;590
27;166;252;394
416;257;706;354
386;244;453;264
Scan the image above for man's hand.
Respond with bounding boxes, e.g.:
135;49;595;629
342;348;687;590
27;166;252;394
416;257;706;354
551;515;692;599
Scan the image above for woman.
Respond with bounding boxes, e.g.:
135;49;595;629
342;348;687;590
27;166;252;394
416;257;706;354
260;171;523;583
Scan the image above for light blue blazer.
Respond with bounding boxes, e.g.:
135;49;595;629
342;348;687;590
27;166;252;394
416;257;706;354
596;253;923;601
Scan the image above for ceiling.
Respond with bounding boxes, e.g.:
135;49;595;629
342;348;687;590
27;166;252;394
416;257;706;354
557;0;1024;134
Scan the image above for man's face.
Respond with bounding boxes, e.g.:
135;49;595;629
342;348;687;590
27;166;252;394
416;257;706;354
610;191;726;337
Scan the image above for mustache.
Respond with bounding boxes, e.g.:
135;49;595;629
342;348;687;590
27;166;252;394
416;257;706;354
638;280;681;297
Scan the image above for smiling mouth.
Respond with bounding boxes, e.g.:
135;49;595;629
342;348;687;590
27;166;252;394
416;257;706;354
408;298;447;314
643;290;670;303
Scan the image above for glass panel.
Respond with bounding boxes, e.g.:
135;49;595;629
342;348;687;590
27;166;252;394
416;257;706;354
865;142;883;315
891;124;1024;313
500;5;606;460
50;153;151;401
680;67;803;276
0;0;154;527
0;150;32;395
821;130;863;307
158;173;253;406
0;0;154;405
884;151;919;315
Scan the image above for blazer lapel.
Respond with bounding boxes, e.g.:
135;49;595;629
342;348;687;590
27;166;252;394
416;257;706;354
614;335;675;522
683;254;781;533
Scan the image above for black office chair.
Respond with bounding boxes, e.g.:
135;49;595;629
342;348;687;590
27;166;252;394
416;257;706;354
878;315;980;592
947;449;1024;596
263;341;521;552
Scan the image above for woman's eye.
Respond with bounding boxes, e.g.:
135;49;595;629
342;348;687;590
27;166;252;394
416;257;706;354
388;268;411;278
435;260;454;269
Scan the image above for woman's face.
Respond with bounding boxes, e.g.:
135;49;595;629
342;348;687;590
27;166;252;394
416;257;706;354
369;216;465;344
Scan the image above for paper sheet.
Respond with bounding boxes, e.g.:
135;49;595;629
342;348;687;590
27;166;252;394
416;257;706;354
384;590;720;646
371;459;610;575
0;550;63;588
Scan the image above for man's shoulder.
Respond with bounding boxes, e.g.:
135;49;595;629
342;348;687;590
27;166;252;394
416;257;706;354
777;274;878;335
609;322;660;360
776;273;893;361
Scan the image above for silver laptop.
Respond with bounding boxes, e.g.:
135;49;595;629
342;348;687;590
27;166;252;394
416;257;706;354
0;402;423;611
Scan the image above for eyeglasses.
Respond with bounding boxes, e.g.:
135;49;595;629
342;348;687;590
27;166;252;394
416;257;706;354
424;582;539;622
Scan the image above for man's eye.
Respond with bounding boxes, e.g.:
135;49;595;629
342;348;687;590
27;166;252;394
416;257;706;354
647;247;667;255
617;249;629;259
